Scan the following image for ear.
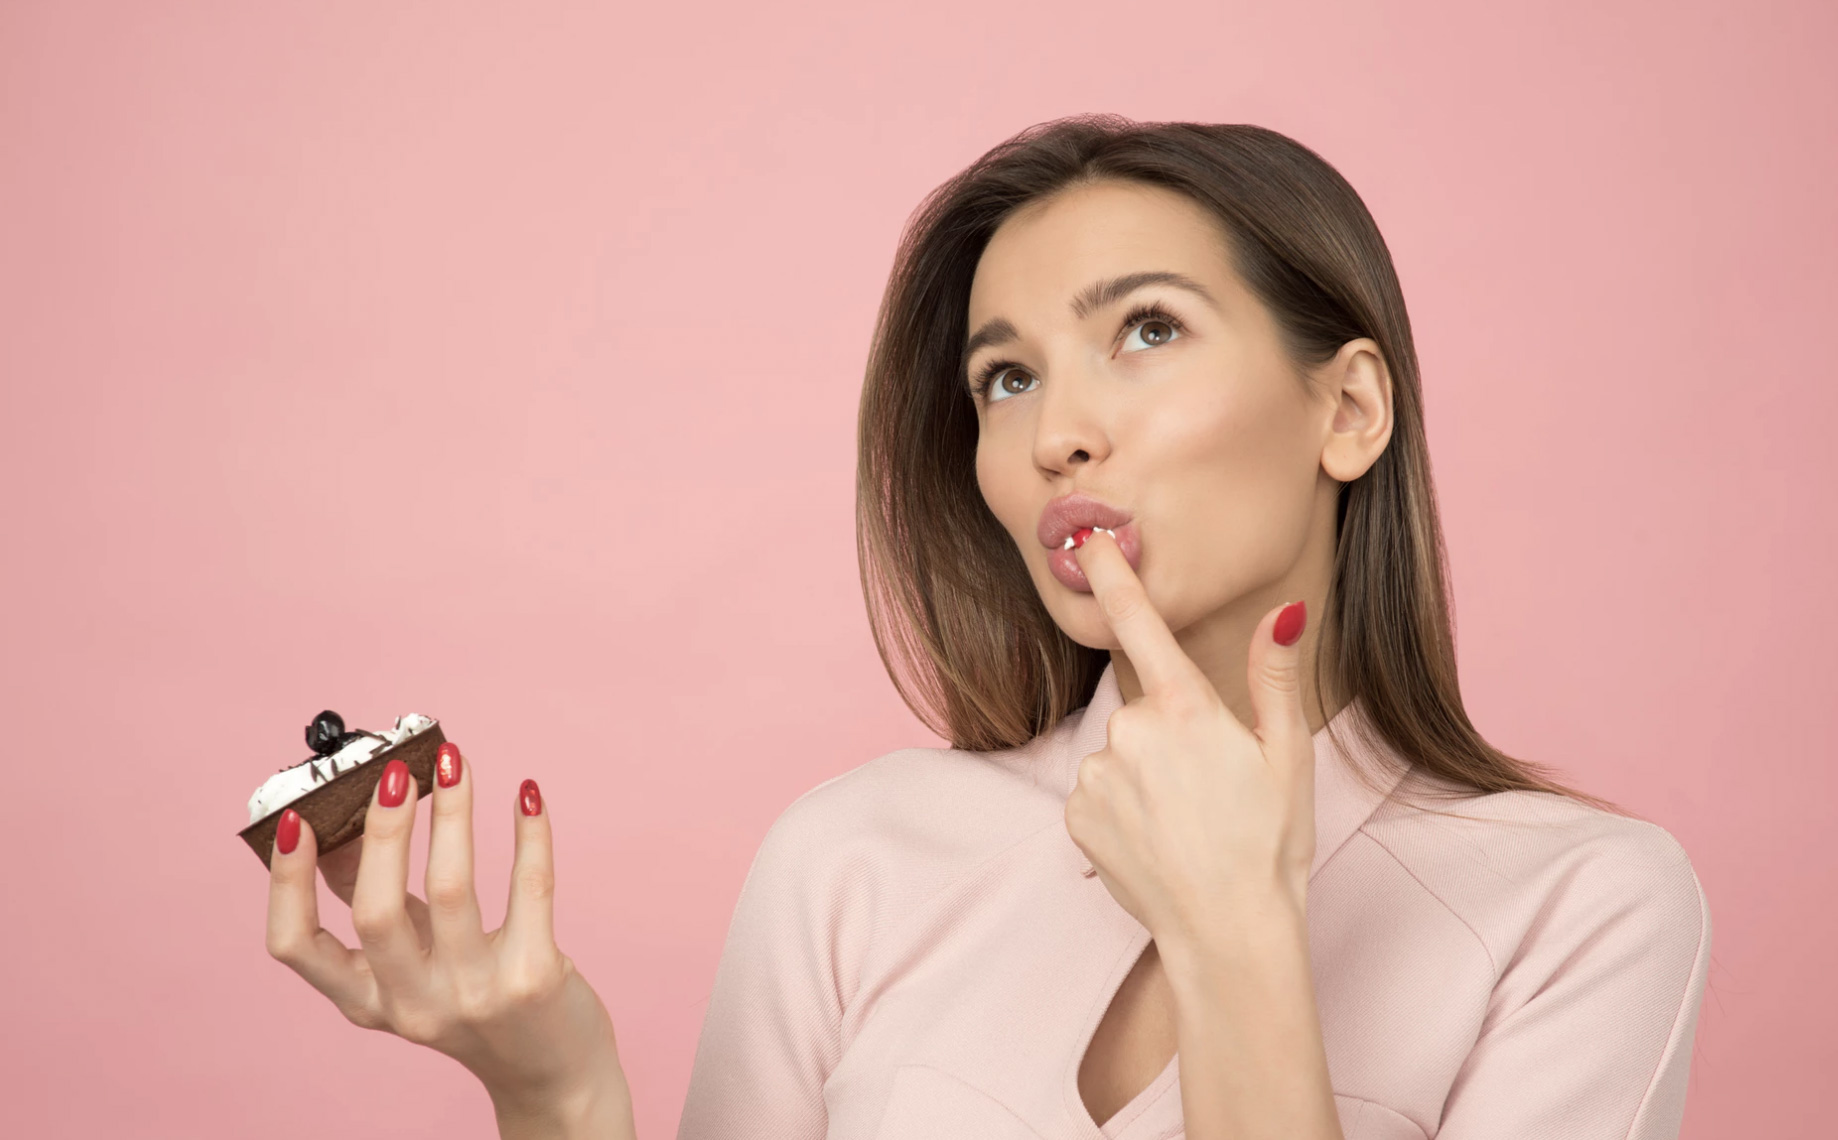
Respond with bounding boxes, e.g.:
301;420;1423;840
1315;337;1394;482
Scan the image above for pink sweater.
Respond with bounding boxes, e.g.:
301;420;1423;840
677;666;1710;1139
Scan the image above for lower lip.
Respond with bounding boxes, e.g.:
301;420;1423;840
1046;523;1142;593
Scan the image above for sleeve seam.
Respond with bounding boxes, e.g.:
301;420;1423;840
1357;827;1500;979
1621;866;1710;1140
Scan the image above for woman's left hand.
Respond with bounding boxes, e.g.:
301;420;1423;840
1064;530;1318;948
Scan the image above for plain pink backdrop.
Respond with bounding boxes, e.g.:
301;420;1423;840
2;1;1833;1136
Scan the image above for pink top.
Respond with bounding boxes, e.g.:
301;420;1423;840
677;666;1711;1140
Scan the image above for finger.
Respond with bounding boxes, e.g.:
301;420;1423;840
501;777;556;957
1246;598;1312;757
1074;529;1206;697
349;758;427;994
319;837;436;950
266;811;374;1010
424;742;489;961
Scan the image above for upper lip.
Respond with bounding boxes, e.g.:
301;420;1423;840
1037;492;1133;549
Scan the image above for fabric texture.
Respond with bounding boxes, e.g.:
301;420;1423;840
676;665;1711;1140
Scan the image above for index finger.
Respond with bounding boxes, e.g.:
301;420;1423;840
1074;529;1205;697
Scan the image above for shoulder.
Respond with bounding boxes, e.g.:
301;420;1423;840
739;724;1077;914
1358;777;1710;983
718;734;1075;1008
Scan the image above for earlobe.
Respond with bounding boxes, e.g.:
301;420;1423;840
1319;339;1394;483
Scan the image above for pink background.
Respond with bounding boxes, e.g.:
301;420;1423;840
2;1;1833;1136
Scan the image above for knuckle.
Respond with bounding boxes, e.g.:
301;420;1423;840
1158;682;1208;719
265;929;305;965
1259;659;1303;695
502;959;562;1005
1105;708;1140;750
363;812;411;844
514;866;555;904
425;874;473;914
389;1008;445;1047
451;977;498;1024
1075;753;1107;794
341;1001;389;1033
1100;587;1143;625
349;904;397;943
431;786;469;815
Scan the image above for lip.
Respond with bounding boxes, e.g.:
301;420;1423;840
1038;492;1142;593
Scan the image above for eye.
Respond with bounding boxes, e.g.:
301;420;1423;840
1121;316;1181;352
979;365;1039;403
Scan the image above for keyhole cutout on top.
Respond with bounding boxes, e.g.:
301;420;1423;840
1077;939;1180;1129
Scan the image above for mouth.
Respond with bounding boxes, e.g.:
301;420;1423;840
1056;527;1117;550
1037;493;1143;594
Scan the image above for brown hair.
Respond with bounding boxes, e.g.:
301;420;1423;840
856;114;1605;808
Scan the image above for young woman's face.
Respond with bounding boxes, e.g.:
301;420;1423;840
967;179;1350;652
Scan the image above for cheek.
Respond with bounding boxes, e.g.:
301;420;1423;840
973;433;1032;542
1139;379;1318;596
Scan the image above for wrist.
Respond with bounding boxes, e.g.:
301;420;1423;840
1159;881;1310;981
488;1058;633;1140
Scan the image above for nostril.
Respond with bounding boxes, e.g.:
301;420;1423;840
1069;449;1090;463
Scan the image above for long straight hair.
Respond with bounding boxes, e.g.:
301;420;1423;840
857;115;1602;807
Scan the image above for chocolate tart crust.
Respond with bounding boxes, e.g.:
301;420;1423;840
239;723;446;869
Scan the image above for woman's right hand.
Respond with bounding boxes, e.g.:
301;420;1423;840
265;742;635;1139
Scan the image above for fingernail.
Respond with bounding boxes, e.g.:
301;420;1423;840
1274;600;1307;647
436;742;463;789
378;758;410;807
1067;526;1120;552
520;778;543;817
276;808;301;856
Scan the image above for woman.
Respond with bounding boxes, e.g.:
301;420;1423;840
263;116;1710;1139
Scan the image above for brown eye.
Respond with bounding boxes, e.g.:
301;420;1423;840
985;368;1038;402
1121;315;1182;353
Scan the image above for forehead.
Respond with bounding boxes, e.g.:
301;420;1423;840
968;180;1233;317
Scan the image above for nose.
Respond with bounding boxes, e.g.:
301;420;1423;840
1030;366;1110;477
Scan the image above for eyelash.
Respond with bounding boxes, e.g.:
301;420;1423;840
970;303;1188;400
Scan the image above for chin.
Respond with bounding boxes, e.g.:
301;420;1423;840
1036;589;1124;651
1062;624;1121;652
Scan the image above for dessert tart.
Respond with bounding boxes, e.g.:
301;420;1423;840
240;710;445;868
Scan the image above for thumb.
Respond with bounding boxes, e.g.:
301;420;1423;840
1246;599;1311;756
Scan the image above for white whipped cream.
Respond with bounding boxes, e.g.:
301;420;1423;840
247;713;436;824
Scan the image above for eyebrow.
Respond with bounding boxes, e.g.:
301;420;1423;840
961;271;1219;371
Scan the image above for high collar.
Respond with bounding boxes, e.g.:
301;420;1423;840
1058;663;1410;879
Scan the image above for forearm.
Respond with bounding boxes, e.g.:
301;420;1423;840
1160;888;1343;1140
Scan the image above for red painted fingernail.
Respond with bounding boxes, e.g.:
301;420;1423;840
276;808;301;856
1274;600;1308;647
520;778;543;817
378;758;410;807
436;742;463;789
1071;527;1094;549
